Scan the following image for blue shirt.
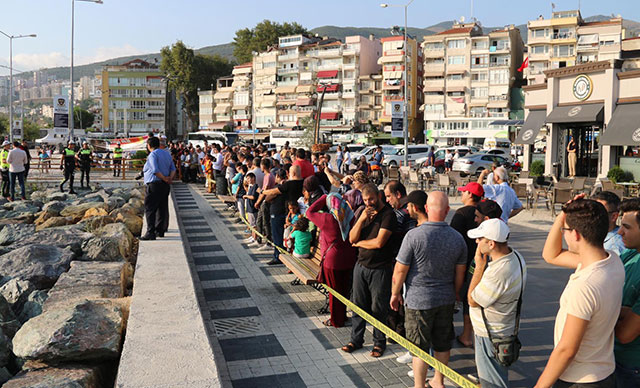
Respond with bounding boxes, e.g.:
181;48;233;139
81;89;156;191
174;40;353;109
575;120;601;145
604;227;626;256
143;148;176;184
483;182;523;222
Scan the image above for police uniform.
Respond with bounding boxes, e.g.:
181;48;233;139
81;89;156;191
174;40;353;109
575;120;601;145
78;147;92;188
113;146;123;177
0;147;10;198
60;146;77;194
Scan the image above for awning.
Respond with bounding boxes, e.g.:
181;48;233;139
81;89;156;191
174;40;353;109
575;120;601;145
378;55;404;64
446;69;467;75
546;103;604;124
317;70;339;78
209;121;232;130
276;100;295;106
489;120;524;126
320;112;340;120
214;106;231;114
214;91;232;100
599;103;640;146
317;84;340;93
296;85;314;93
515;110;547;144
275;85;297;94
446;86;467;92
296;97;313;106
260;100;276;108
578;34;599;45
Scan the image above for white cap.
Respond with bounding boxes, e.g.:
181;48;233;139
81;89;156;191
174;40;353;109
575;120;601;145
467;218;510;243
1;141;9;147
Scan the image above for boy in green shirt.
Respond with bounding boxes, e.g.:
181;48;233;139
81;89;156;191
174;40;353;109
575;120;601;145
291;217;312;259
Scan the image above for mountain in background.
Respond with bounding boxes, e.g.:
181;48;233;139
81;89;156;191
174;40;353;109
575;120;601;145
15;15;640;83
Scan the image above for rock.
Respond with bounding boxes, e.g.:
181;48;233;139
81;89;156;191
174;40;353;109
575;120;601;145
34;217;74;231
105;196;124;212
75;215;115;232
0;329;10;367
127;198;144;214
0;279;34;311
0;224;35;246
43;261;130;311
73;195;104;206
59;202;107;219
0;245;75;289
0;366;11;386
45;192;67;202
0;213;34;225
130;186;144;199
2;202;40;214
82;207;109;219
42;201;66;215
115;212;142;236
9;228;93;256
0;295;19;339
111;188;131;202
17;290;48;323
12;299;125;362
96;223;134;259
80;237;125;262
3;365;102;388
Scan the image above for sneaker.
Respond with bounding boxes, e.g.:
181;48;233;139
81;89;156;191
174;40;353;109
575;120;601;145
258;245;272;252
396;352;413;364
248;241;261;247
243;237;255;243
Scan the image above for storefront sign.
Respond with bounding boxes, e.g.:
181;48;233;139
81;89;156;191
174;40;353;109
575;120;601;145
568;106;582;117
573;74;593;101
521;128;535;142
436;129;507;138
632;128;640;143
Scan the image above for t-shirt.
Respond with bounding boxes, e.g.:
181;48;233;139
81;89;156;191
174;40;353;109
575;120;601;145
396;222;467;310
604;227;625;256
279;179;303;205
450;205;478;268
245;184;258;214
470;250;527;338
483;182;523;222
262;172;276;191
357;205;397;269
293;159;315;179
554;253;625;383
315;171;332;193
291;230;312;255
614;249;640;368
392;205;417;257
251;167;264;187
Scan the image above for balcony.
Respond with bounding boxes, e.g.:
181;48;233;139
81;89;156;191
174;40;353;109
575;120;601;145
319;49;342;57
423;49;445;59
490;61;510;68
342;48;358;56
424;79;444;89
342;91;356;99
552;32;576;41
278;53;299;60
233;114;250;120
424;94;445;104
529;51;551;61
424;63;445;73
277;67;299;75
343;63;356;71
322;92;341;100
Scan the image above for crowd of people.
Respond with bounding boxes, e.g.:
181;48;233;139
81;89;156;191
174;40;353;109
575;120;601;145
1;140;32;201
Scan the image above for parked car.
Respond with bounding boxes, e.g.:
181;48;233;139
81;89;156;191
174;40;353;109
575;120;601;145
382;145;431;167
351;145;397;164
483;148;512;162
416;146;479;173
452;153;511;176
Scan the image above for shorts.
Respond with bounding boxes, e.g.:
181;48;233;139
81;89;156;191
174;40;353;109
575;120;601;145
247;212;256;227
554;373;615;388
405;304;455;353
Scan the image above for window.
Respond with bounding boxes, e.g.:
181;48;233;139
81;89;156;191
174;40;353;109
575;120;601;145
531;45;549;54
473;40;489;50
425;42;444;51
472;54;488;67
425;104;444;114
448;56;465;65
447;39;466;49
471;87;488;98
472;72;488;81
470;107;487;117
426;58;445;65
447;74;464;81
489;69;509;84
553;44;575;57
532;29;548;38
448;91;464;97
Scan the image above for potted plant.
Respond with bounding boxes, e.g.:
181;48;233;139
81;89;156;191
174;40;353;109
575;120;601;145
530;160;545;185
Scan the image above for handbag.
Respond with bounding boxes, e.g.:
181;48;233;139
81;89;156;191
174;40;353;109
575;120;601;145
315;241;336;284
480;251;524;367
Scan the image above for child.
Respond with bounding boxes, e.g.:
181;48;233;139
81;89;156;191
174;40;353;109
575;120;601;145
283;201;301;251
242;173;259;244
204;154;214;193
290;217;312;259
234;165;248;220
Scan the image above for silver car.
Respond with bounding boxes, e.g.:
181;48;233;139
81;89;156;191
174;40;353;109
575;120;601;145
452;153;511;176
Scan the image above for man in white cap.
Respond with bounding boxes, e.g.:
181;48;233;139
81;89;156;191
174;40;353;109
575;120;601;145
0;141;11;200
467;218;527;388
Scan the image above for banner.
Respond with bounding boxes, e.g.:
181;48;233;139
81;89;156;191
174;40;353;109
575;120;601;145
108;136;149;151
12;120;22;140
53;95;69;131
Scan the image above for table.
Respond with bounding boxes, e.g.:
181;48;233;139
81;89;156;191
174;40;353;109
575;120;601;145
616;182;639;198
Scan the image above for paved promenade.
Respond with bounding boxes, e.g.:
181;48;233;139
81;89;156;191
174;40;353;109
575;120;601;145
172;183;568;388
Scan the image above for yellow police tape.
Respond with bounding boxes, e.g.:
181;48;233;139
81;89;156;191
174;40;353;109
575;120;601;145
216;198;478;388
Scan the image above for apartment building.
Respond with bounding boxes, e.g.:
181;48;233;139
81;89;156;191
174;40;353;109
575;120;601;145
378;35;423;140
198;90;215;129
231;63;253;129
100;59;166;135
252;50;278;129
358;74;384;127
422;23;524;145
526;10;624;84
211;76;234;129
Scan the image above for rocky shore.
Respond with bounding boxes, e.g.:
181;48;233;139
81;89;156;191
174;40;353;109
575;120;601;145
0;185;144;387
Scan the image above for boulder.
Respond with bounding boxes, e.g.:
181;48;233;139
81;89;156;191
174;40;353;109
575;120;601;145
0;224;36;246
45;192;68;202
111;188;131;202
80;237;124;262
42;201;66;216
12;299;125;362
105;196;125;212
130;186;144;199
0;295;19;339
115;213;142;236
72;195;104;206
127;198;144;214
75;216;115;232
0;213;34;225
3;365;102;388
82;207;109;219
96;223;134;259
0;245;75;289
59;202;107;219
43;261;130;311
0;366;11;386
34;217;74;231
2;202;40;214
0;279;34;311
0;328;10;367
17;290;48;323
9;228;93;256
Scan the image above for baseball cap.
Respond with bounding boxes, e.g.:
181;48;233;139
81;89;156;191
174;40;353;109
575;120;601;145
1;141;10;147
476;199;503;219
404;190;428;210
457;182;484;197
468;218;510;243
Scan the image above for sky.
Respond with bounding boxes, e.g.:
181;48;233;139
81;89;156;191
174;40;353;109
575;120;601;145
0;0;638;76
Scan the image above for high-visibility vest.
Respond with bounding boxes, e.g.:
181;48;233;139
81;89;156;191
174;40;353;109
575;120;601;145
64;148;76;157
79;149;92;162
114;147;123;158
0;150;8;170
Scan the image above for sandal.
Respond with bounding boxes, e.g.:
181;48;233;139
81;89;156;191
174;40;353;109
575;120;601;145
370;346;385;358
322;319;333;327
341;342;362;353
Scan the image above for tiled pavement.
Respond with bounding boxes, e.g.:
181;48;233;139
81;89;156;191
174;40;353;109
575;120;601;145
172;183;565;388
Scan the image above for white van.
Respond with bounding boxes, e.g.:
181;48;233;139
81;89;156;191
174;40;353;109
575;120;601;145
483;138;511;152
36;128;87;146
186;131;239;149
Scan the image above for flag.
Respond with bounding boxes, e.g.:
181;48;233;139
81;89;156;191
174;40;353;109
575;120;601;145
517;57;529;72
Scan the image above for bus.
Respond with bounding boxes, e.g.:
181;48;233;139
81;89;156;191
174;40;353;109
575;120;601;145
269;130;306;148
186;131;239;149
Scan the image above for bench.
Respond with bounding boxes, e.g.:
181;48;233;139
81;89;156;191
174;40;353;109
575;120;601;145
217;195;237;205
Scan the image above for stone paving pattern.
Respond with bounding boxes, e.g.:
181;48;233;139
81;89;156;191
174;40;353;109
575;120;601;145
172;183;567;387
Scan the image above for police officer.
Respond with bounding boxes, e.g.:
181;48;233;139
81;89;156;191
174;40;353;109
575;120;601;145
0;141;11;199
77;141;93;189
113;142;123;177
60;141;77;194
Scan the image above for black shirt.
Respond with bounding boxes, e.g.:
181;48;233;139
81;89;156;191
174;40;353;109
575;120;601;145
392;204;417;257
357;204;397;269
449;205;478;269
315;171;332;193
272;179;303;216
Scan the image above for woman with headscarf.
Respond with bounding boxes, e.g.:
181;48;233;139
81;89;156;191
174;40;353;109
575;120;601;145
306;192;357;327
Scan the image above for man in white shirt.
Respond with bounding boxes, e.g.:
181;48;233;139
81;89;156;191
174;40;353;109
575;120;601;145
535;196;624;388
592;191;625;255
467;219;527;388
478;166;523;222
6;141;28;201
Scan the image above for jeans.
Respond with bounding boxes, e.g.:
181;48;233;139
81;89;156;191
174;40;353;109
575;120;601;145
350;262;392;349
615;362;639;388
475;335;510;388
80;163;90;187
237;199;246;221
336;159;343;173
270;214;286;261
9;171;25;200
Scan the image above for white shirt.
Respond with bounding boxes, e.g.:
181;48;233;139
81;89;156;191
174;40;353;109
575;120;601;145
344;151;351;164
7;148;27;173
483;182;523;221
211;151;224;171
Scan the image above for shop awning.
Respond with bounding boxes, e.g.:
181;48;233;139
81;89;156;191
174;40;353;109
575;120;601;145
317;70;339;78
320;112;340;120
599;103;640;146
546;103;604;124
515;110;547;144
275;85;297;94
317;84;339;93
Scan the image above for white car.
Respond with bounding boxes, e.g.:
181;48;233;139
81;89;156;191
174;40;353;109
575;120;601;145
483;148;513;162
351;145;397;164
382;145;431;167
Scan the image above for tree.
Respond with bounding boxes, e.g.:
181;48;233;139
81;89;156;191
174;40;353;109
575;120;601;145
73;107;95;129
23;120;40;141
0;114;8;137
233;20;308;63
161;41;235;132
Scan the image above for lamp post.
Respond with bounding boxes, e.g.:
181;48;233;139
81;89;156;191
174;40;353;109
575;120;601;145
381;0;414;166
0;31;36;142
69;0;103;142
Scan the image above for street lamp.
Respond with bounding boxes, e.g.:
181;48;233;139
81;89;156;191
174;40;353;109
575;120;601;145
69;0;103;142
380;0;414;167
0;30;36;142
